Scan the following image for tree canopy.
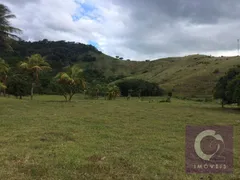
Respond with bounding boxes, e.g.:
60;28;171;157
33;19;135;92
54;65;86;101
115;79;165;97
0;4;22;50
213;67;240;107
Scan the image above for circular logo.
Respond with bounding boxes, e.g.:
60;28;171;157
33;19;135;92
194;130;225;161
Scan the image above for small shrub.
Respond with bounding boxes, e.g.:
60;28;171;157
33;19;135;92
205;98;213;102
213;68;220;74
168;92;172;97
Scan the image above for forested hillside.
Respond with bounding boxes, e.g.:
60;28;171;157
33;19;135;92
0;39;135;83
2;40;240;97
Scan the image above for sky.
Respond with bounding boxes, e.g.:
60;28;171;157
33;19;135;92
2;0;240;60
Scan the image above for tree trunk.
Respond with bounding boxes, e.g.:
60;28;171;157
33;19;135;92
96;91;98;99
3;75;7;97
20;95;22;99
68;91;74;102
3;89;6;97
221;100;224;108
69;94;74;102
63;93;68;101
31;83;34;100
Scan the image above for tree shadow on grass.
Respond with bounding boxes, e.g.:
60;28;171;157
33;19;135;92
197;106;240;115
43;100;77;103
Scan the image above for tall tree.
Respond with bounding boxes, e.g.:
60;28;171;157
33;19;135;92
0;4;22;50
20;54;51;100
0;58;9;96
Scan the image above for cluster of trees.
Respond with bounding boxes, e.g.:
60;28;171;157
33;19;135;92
115;79;165;97
0;39;101;71
0;54;91;101
84;83;120;100
1;52;167;101
115;56;123;60
214;67;240;107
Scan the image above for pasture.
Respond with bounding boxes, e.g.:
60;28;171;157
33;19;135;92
0;95;239;180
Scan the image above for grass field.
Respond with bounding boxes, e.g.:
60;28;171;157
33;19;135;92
111;55;240;97
0;95;240;180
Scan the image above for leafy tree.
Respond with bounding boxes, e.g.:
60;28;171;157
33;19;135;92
80;54;96;62
226;74;240;106
93;84;101;99
84;82;100;99
54;65;86;101
0;58;9;96
6;70;31;99
127;89;133;100
116;79;165;97
166;91;173;102
0;4;22;50
19;54;51;100
213;67;240;107
36;71;53;94
106;84;120;100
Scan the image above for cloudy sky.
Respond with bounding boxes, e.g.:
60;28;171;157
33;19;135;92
2;0;240;60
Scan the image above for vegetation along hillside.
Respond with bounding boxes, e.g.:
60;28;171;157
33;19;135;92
124;55;240;97
1;40;240;97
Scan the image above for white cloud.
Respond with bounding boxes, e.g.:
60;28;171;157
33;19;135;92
2;0;240;60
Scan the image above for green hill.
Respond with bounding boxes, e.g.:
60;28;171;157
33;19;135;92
1;40;240;97
120;55;240;97
0;40;133;79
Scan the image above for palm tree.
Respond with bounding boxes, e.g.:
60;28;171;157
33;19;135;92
20;54;51;100
107;84;120;100
55;65;86;101
0;58;9;96
0;4;22;50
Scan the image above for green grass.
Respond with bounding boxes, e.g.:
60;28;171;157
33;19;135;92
67;53;240;97
0;95;240;179
106;54;240;97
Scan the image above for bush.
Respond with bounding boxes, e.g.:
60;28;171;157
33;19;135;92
116;79;165;97
7;71;32;98
213;68;220;74
213;67;240;107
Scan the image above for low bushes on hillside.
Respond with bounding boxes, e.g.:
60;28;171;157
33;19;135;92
115;79;165;97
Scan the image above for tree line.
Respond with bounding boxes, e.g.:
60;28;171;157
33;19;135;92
0;54;166;101
214;66;240;107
